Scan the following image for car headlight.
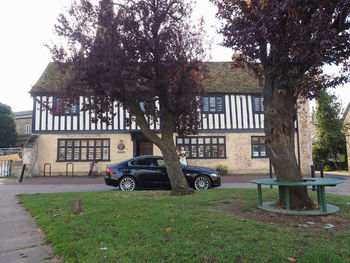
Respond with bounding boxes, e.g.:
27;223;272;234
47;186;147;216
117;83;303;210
209;173;219;177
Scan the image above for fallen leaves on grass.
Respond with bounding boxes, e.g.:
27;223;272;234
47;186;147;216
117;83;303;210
166;227;173;232
287;257;296;262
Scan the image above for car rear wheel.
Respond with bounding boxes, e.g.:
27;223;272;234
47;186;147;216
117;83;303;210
194;175;211;190
119;176;136;191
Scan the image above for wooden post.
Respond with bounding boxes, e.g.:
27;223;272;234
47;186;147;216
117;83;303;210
72;199;83;214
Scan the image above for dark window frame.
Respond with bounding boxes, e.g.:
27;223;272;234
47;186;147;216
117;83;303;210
176;136;226;159
251;136;267;158
57;138;110;162
201;95;225;113
252;96;264;113
52;96;80;116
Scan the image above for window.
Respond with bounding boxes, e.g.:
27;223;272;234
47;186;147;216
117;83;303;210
25;123;31;134
202;96;224;113
52;97;79;116
176;136;226;159
251;136;267;158
57;138;110;162
252;96;264;113
130;158;156;166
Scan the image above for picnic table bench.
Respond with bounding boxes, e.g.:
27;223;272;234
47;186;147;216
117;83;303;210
251;177;344;215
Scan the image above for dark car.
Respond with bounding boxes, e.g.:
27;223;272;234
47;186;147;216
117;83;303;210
105;156;221;191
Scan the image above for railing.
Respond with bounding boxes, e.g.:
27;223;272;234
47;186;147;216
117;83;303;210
0;160;12;177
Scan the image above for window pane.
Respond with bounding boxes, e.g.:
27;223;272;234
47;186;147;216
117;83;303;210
198;138;204;144
204;145;211;157
184;138;190;144
81;140;87;146
103;140;109;147
252;137;259;144
89;140;95;147
95;148;101;160
184;146;190;157
218;138;225;144
191;145;197;158
203;97;209;112
58;148;65;161
259;137;265;144
209;97;216;112
66;148;73;160
205;138;210;144
81;148;87;160
191;138;197;144
212;138;217;144
74;148;80;160
198;145;204;157
74;140;80;147
88;148;94;160
260;145;266;157
216;97;223;111
96;140;102;146
103;148;109;160
66;140;73;147
219;145;225;157
177;138;183;144
252;145;259;157
59;140;65;147
212;145;218;157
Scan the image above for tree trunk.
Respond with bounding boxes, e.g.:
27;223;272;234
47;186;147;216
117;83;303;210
131;106;193;195
264;75;314;210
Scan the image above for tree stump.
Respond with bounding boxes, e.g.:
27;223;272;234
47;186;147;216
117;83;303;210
72;199;83;214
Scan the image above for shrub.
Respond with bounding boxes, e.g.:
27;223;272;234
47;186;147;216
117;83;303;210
215;164;228;175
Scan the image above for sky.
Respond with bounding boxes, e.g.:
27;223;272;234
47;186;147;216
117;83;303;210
0;0;349;113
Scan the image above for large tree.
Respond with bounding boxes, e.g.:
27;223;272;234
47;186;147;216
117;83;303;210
313;90;347;170
212;0;350;209
48;0;208;195
0;103;17;148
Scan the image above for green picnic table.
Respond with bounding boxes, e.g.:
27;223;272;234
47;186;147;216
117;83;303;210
251;177;344;215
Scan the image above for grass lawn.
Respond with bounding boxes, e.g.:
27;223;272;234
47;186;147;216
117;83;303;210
19;189;350;263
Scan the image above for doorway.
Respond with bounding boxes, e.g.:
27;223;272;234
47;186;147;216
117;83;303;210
132;132;153;157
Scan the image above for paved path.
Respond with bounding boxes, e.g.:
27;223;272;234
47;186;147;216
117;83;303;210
0;174;348;262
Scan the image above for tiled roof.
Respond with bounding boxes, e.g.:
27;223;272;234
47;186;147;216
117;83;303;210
31;62;263;94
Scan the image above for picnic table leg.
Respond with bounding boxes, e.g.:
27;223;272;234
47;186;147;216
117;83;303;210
285;187;291;210
320;186;327;213
257;185;262;206
317;186;321;205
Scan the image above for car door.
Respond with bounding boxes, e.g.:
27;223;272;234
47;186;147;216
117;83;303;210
129;158;164;188
153;158;171;189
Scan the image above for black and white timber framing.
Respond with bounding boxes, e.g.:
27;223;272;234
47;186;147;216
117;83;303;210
32;93;265;134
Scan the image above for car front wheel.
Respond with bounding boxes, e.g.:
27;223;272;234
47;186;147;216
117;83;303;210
194;175;211;190
119;176;136;191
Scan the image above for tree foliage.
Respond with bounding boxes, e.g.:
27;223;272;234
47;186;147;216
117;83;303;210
0;103;17;148
212;0;350;209
312;90;347;170
47;0;208;195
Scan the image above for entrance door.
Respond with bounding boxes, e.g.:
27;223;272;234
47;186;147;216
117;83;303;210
132;133;153;156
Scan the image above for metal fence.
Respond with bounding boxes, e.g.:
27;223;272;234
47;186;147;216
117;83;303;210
0;160;12;177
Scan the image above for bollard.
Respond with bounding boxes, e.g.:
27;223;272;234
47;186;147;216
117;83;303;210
18;164;26;183
320;161;324;178
311;165;316;191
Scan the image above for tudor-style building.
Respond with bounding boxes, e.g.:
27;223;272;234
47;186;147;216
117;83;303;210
26;62;313;176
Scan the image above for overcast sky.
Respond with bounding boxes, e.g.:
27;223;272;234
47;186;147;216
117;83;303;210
0;0;349;113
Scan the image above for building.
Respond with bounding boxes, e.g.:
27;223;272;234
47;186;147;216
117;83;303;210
26;62;313;176
14;110;32;147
